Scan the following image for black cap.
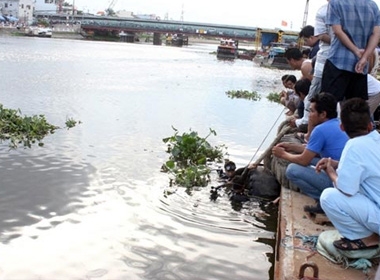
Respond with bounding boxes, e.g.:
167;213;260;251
224;161;236;171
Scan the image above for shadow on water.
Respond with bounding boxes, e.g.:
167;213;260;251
0;149;95;243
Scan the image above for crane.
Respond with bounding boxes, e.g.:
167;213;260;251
302;0;310;27
57;0;64;13
106;0;118;16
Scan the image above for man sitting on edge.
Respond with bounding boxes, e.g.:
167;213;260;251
317;98;380;251
272;92;349;214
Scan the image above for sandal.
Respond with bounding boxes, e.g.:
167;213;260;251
294;132;307;144
333;237;379;251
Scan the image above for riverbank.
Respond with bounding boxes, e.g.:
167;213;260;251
0;26;255;48
270;128;379;279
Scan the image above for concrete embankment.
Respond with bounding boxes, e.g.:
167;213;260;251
270;124;379;279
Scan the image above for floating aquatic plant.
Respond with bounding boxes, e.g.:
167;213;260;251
226;90;261;101
267;92;281;104
162;127;227;188
0;104;80;149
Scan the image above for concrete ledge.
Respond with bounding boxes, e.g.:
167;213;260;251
274;187;378;279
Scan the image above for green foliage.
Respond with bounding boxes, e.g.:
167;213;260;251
267;92;281;104
0;104;79;149
162;127;227;188
37;19;49;27
65;117;81;129
226;90;261;101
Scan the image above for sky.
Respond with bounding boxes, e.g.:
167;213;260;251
72;0;380;31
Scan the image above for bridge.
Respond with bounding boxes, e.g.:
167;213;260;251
35;14;299;46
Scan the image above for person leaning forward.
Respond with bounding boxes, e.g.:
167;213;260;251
317;98;380;251
272;92;349;214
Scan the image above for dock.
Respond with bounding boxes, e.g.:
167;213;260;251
265;124;380;280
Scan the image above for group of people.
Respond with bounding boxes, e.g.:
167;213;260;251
273;0;380;254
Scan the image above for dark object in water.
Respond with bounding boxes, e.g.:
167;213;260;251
247;167;281;199
210;166;280;202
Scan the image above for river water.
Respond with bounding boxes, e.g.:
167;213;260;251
0;35;297;280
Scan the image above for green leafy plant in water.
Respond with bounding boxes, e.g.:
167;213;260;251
162;127;227;188
0;104;80;149
226;90;261;101
267;92;281;104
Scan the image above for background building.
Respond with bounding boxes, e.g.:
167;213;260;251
0;0;34;24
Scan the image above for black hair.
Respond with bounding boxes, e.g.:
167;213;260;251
299;25;315;38
284;48;303;61
285;75;297;84
340;98;371;138
302;48;311;57
294;79;311;97
281;74;289;81
310;92;338;119
224;161;236;171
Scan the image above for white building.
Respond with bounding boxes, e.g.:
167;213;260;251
34;0;58;14
116;10;134;18
0;0;34;24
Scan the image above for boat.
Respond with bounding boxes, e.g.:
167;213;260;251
216;39;238;59
253;42;292;70
237;48;256;61
165;33;189;47
25;26;53;38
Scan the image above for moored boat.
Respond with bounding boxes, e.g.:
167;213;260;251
217;39;238;60
237;48;256;60
253;42;292;70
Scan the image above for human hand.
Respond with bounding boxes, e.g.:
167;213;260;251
355;57;368;74
315;157;329;173
316;157;336;176
272;145;286;158
288;117;296;127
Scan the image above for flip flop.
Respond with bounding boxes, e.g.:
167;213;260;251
333;237;379;251
294;132;307;144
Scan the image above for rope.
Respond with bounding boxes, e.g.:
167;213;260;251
295;232;319;250
240;107;286;177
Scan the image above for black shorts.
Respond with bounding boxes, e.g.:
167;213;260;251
321;59;368;101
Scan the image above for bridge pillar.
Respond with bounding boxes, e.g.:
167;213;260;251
153;33;162;45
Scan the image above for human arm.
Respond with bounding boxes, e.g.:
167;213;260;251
356;26;380;73
315;157;338;178
272;143;315;166
301;61;313;81
318;33;330;44
331;25;362;58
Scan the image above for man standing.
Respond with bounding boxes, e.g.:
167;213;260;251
318;98;380;251
296;1;331;141
321;0;380;101
299;25;320;59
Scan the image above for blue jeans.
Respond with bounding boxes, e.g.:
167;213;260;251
286;162;334;200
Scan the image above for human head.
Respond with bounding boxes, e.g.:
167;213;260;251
309;92;338;124
224;161;236;177
302;48;311;58
294;78;311;101
281;74;289;86
284;48;303;70
340;98;372;138
284;75;297;89
299;25;319;47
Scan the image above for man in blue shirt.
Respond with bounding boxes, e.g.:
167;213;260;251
272;92;349;213
321;0;380;101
